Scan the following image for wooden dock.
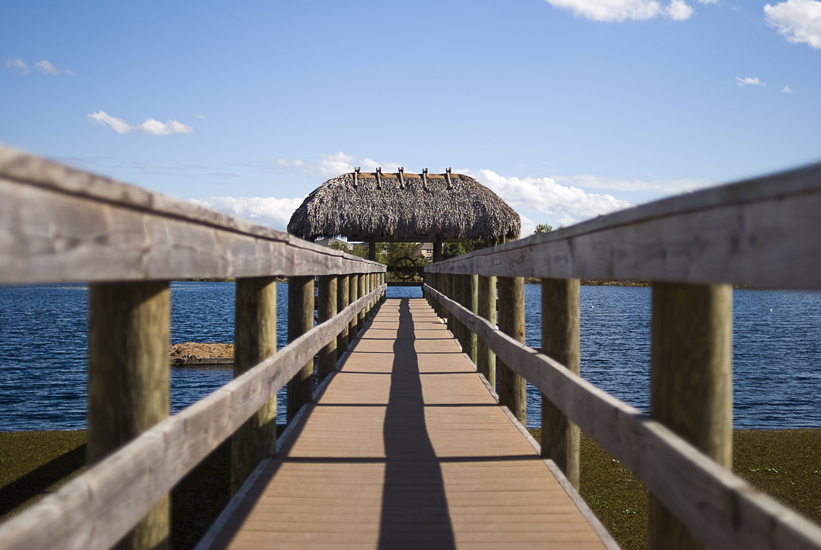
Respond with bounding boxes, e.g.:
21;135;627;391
201;298;613;550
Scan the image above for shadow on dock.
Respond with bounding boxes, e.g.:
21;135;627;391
378;298;456;549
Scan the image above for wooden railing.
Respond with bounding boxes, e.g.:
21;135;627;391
0;145;386;550
424;162;821;550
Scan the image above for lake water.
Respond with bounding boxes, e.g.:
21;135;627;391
0;283;819;431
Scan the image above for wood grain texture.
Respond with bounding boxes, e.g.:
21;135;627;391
0;147;384;284
497;277;526;425
423;284;821;550
424;163;821;290
0;283;386;550
649;282;733;550
317;275;337;382
477;275;496;387
337;275;349;356
540;278;581;490
287;276;314;423
86;282;171;550
231;278;278;495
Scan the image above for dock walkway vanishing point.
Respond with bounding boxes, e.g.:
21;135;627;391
199;298;616;550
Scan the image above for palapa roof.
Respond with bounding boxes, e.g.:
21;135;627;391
287;169;521;242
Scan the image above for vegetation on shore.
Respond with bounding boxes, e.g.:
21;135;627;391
529;428;821;550
2;428;820;549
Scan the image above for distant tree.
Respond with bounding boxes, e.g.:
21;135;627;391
327;241;351;253
442;238;496;260
533;224;553;235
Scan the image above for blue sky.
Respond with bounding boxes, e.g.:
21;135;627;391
2;0;819;234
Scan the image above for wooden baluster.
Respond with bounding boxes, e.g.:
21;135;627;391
540;278;581;488
649;282;733;550
357;272;366;333
453;274;466;350
477;275;496;388
232;277;277;494
337;275;350;359
349;274;359;340
287;276;314;423
466;274;478;364
318;275;337;382
497;276;526;424
87;281;170;550
446;273;454;333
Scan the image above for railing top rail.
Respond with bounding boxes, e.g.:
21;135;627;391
425;162;821;290
0;145;384;284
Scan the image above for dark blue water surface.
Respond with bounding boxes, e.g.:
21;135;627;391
1;283;819;431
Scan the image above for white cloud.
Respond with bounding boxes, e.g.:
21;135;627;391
462;169;633;226
6;58;29;74
666;0;695;19
697;0;718;3
272;152;404;179
65;68;74;75
35;60;59;75
782;84;794;93
765;0;821;48
543;0;695;21
552;174;713;192
191;196;304;231
88;111;195;136
736;76;765;86
195;114;206;119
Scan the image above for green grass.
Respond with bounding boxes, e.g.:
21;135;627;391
3;429;821;549
530;428;821;550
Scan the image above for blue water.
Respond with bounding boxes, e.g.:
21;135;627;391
1;283;819;431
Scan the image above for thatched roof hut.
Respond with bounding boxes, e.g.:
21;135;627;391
287;168;520;244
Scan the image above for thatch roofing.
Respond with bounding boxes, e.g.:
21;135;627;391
288;170;520;242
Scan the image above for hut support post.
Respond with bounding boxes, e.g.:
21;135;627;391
337;275;350;359
540;278;581;488
477;275;496;388
497;276;526;424
433;241;443;262
287;276;314;423
87;281;171;550
232;277;277;494
649;282;733;550
357;273;366;333
318;275;337;382
368;240;376;262
349;274;359;339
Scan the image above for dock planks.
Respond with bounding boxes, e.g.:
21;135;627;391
206;298;610;550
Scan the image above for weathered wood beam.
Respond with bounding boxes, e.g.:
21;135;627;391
497;276;526;424
477;275;496;387
649;282;733;550
540;278;581;489
232;277;277;495
317;275;337;382
87;281;170;550
287;276;314;423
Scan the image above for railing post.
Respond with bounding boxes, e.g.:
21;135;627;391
466;274;478;364
540;278;581;488
357;272;366;333
287;276;314;423
232;277;277;494
649;282;733;550
446;273;454;333
497;276;526;424
337;275;349;359
453;274;466;350
318;275;337;382
349;273;359;340
87;281;170;550
477;275;496;388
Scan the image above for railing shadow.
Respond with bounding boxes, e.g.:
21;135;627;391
378;298;456;549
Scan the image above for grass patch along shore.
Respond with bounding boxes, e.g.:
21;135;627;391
530;428;821;550
2;428;821;549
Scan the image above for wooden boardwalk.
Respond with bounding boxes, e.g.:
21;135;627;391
203;298;613;550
